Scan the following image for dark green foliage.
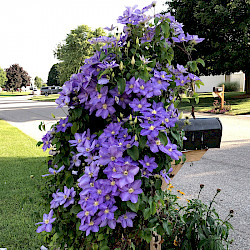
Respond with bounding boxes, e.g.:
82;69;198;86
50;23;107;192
218;82;240;92
47;63;61;86
166;0;250;93
161;187;234;249
0;66;7;87
5;64;31;90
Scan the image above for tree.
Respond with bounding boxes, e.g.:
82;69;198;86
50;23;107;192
47;63;61;86
5;64;31;91
166;0;250;93
34;76;43;88
54;25;105;84
0;67;7;88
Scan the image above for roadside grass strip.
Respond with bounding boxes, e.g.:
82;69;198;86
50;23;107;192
178;92;250;115
29;94;59;102
0;120;48;249
0;91;31;97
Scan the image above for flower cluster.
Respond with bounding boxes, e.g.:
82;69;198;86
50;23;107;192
38;2;204;247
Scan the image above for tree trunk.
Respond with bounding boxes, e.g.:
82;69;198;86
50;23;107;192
245;71;250;94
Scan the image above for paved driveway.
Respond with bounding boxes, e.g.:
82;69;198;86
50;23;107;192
0;96;250;249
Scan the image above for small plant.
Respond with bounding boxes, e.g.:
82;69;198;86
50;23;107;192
161;185;234;250
218;82;240;92
208;100;231;114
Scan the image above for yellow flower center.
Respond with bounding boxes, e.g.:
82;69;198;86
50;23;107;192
104;209;110;214
129;84;134;89
89;172;93;177
98;94;102;99
86;148;90;152
45;219;49;224
128;188;134;193
140;85;145;90
161;74;165;79
62;124;66;127
149;125;155;131
97;189;102;194
90;183;94;187
124;215;128;219
94;201;99;206
123;170;129;176
85;197;89;201
78;139;82;143
157;80;162;84
137;104;142;109
106;195;110;200
146;162;150;166
156;140;161;145
126;144;131;148
86;137;90;140
89;221;94;226
85;211;89;216
181;80;184;84
111;181;116;186
168;148;172;152
112;167;116;172
63;195;67;199
111;131;115;135
46;141;49;144
152;110;157;114
111;156;116;161
102;104;108;109
165;118;169;122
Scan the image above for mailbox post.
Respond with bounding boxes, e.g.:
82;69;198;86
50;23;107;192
213;84;225;110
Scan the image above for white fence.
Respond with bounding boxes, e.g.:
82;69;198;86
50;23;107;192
195;72;245;92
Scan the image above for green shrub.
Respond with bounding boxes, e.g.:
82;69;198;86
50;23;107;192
218;82;240;92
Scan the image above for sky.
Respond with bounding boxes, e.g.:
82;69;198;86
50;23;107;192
0;0;167;83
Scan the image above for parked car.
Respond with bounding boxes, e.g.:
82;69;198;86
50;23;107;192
40;86;62;95
40;87;50;95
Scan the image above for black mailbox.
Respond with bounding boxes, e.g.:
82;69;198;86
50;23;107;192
177;118;222;150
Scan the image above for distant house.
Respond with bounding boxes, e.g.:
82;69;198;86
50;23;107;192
195;72;245;92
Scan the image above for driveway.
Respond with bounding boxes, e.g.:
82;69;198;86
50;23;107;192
0;96;250;249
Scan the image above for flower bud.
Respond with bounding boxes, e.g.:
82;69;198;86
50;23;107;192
120;113;124;118
130;121;134;125
134;134;138;141
117;117;121;122
134;116;138;124
119;61;124;71
131;56;135;65
129;114;133;121
127;41;130;48
136;37;139;45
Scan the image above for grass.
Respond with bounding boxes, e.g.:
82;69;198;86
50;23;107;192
178;92;250;115
29;94;59;102
0;120;48;249
0;91;31;96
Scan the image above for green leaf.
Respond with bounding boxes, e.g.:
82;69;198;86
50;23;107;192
161;22;170;37
70;205;82;215
163;221;171;235
142;229;152;243
154;17;160;25
127;198;140;212
117;77;126;94
143;207;151;220
127;145;139;161
139;136;147;149
97;233;105;241
71;122;78;135
36;141;43;147
193;92;200;104
51;113;55;118
155;178;162;190
196;58;205;67
158;131;168;146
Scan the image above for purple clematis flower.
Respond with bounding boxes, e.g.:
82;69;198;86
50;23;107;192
160;167;173;184
36;210;56;233
95;98;115;119
120;180;143;203
139;155;158;172
129;98;151;112
79;218;100;236
56;117;73;133
56;186;76;208
99;145;123;166
42;165;65;177
112;163;140;188
117;212;137;228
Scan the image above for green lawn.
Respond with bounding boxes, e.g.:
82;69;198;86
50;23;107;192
0;91;31;96
178;92;250;115
0;120;48;249
29;94;59;102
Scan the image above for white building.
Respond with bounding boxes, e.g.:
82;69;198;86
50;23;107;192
195;72;245;92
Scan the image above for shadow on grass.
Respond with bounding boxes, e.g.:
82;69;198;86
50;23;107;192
0;157;47;249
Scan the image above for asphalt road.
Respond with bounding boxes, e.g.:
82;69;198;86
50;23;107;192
0;95;249;249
